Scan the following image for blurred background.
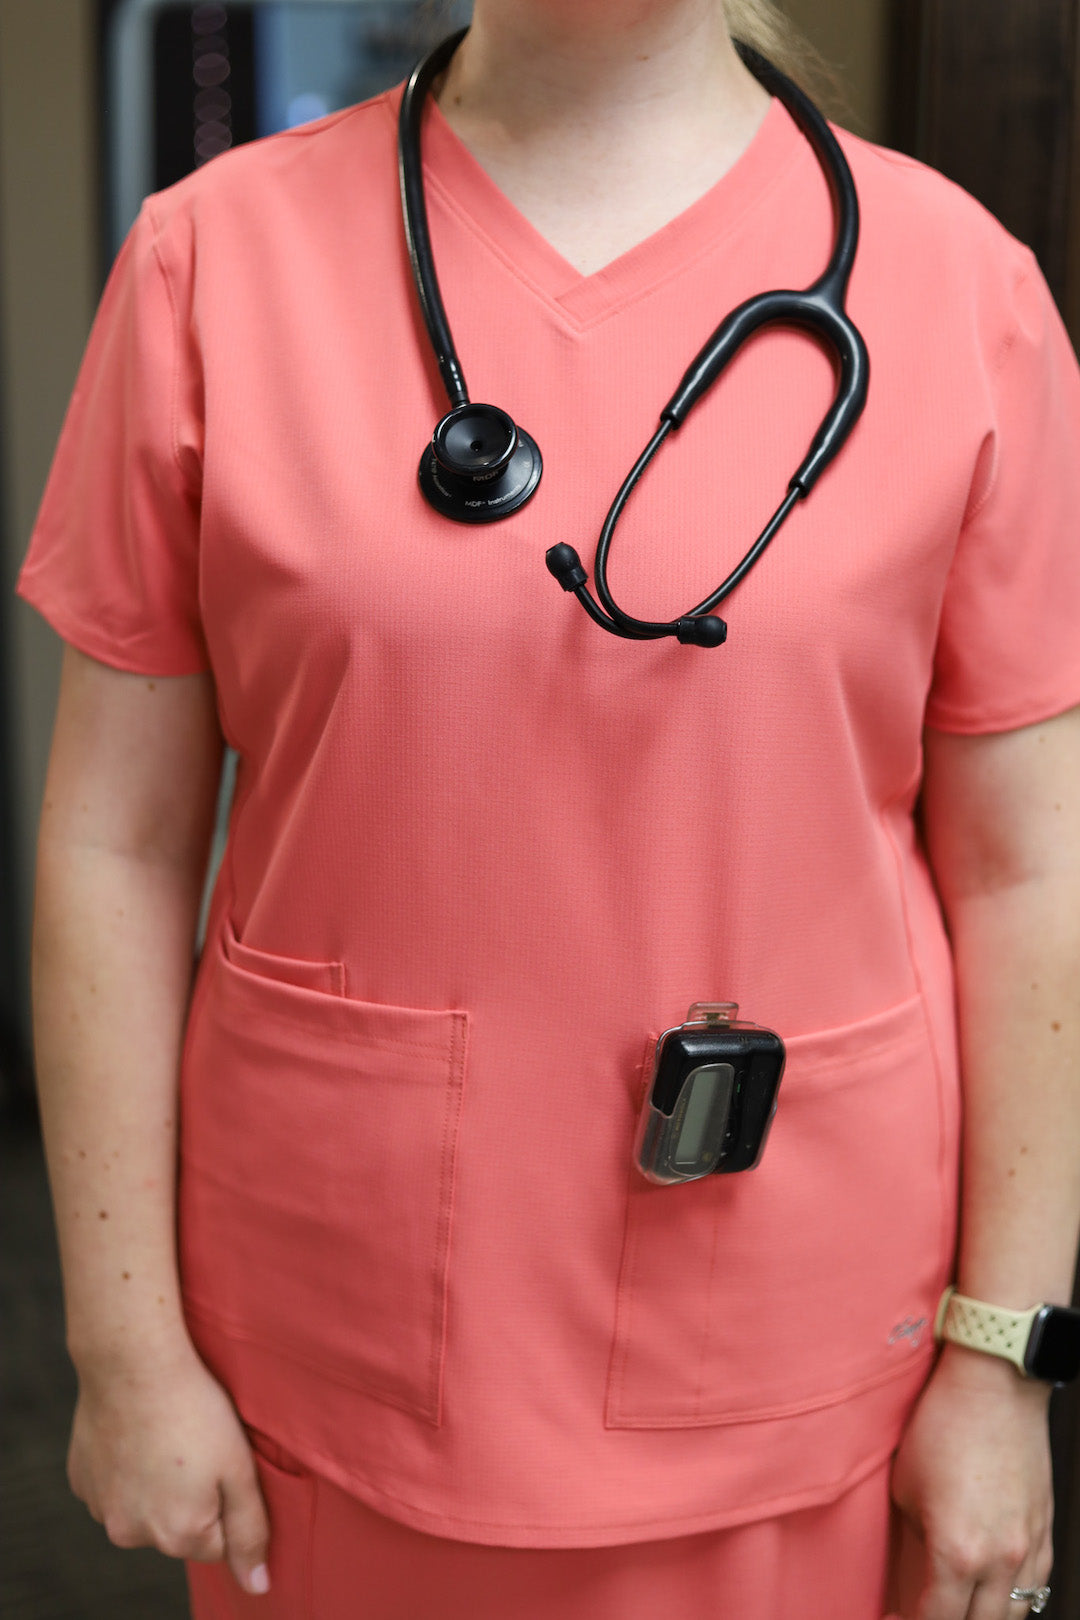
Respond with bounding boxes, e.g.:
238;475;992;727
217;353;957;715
1;2;1079;1614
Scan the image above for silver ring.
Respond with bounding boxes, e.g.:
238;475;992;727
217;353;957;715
1009;1587;1051;1615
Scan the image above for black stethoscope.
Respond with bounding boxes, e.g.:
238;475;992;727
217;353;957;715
399;28;869;648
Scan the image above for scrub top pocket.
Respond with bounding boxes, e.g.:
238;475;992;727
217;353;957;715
605;995;954;1428
178;920;469;1425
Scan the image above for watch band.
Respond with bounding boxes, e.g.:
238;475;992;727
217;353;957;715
934;1286;1042;1377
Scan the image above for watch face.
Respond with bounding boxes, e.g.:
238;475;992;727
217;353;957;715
1026;1305;1080;1384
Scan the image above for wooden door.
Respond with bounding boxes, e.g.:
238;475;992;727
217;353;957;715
889;0;1080;336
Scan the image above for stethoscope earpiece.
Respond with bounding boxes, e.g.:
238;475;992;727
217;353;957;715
399;29;869;643
419;402;542;523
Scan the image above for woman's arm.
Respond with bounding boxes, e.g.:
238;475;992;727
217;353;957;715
35;645;222;1367
33;644;271;1596
888;702;1080;1620
921;704;1080;1322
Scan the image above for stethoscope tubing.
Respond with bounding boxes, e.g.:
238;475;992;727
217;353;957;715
398;32;470;410
399;28;870;647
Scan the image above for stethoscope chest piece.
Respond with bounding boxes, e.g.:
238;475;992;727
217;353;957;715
419;401;542;523
400;27;869;636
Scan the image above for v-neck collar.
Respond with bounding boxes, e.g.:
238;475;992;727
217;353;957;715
382;84;805;332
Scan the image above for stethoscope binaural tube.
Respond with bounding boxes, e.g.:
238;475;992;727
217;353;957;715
399;29;870;646
399;32;543;526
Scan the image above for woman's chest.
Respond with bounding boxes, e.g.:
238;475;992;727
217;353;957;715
193;242;984;774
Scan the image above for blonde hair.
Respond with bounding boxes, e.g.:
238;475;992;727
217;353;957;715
417;2;845;119
723;1;844;112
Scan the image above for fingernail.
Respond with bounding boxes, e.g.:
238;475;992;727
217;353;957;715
249;1564;271;1594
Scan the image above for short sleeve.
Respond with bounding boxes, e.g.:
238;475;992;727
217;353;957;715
925;252;1080;733
14;197;209;675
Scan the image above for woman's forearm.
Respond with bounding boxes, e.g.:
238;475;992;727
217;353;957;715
946;871;1080;1326
33;833;208;1374
888;869;1072;1610
918;710;1080;1395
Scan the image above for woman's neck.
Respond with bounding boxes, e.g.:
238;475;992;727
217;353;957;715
435;1;764;146
431;1;772;276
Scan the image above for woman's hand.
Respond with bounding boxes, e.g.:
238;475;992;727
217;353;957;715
67;1339;272;1597
887;1344;1054;1620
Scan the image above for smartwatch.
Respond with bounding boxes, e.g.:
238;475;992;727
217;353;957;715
934;1287;1080;1386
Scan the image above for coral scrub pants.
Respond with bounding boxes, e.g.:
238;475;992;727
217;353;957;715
186;1428;916;1620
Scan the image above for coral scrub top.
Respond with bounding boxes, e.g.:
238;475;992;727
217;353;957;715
16;81;1080;1548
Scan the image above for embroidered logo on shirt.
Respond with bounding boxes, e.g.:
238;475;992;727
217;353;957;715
888;1315;928;1348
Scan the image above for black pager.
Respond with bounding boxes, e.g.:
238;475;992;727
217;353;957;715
634;1003;785;1184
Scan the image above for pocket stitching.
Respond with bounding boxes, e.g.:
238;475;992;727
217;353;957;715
181;958;470;1424
605;996;943;1429
607;1342;934;1429
605;1031;661;1427
423;1007;469;1425
222;920;346;996
226;996;459;1060
690;1183;724;1418
782;994;925;1072
182;1295;447;1421
218;959;462;1060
